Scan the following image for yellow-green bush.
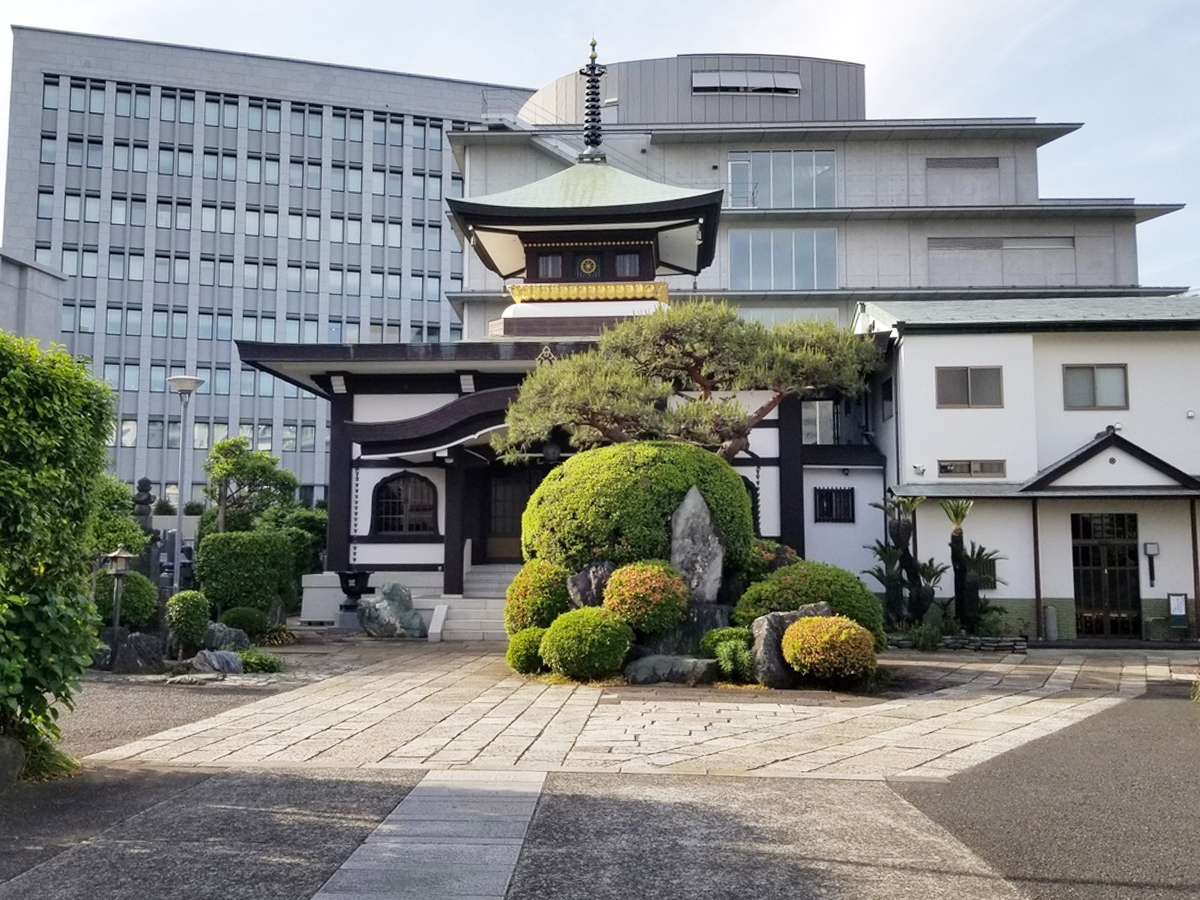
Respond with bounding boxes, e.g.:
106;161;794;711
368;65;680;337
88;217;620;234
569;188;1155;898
601;561;688;637
505;626;548;674
504;559;571;636
781;615;877;682
166;590;210;652
521;442;753;575
539;608;633;680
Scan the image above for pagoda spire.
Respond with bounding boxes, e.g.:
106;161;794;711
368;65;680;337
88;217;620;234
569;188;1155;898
578;39;607;163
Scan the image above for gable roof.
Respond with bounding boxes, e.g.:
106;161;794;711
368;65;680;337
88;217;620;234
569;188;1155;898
1021;428;1200;493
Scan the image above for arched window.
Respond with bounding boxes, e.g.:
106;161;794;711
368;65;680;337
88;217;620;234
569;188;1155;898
373;472;438;535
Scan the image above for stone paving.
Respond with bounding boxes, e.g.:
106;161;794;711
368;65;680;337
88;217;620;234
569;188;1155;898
87;643;1200;782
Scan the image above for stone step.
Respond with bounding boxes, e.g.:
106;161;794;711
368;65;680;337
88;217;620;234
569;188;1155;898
441;629;508;642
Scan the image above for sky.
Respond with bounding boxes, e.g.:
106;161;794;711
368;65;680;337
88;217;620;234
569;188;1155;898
1;0;1195;289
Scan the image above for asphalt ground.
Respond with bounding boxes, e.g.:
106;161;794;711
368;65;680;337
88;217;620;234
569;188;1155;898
898;682;1200;900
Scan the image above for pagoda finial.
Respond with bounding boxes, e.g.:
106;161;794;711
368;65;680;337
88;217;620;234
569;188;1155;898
578;38;607;163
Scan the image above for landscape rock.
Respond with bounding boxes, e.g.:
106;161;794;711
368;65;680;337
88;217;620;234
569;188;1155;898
624;654;720;686
166;672;224;685
670;486;724;605
92;625;131;669
639;603;730;656
204;622;250;651
0;735;24;785
192;650;243;675
567;561;616;608
266;596;288;627
751;603;833;688
111;633;168;675
358;582;427;638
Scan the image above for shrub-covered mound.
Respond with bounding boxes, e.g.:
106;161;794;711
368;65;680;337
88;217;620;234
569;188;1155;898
781;615;877;682
506;626;548;674
699;626;752;658
539;608;633;680
194;530;292;613
732;560;886;650
220;606;268;642
521;442;753;574
744;538;800;585
504;559;571;635
166;590;210;651
94;570;158;629
601;561;688;637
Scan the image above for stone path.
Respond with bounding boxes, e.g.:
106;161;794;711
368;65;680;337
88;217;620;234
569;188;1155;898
86;645;1200;782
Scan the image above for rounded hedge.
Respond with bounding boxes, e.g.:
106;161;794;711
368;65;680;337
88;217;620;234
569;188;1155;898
194;530;292;614
521;442;753;574
166;590;210;651
220;606;268;642
601;561;688;637
699;626;752;658
94;570;158;629
504;559;571;636
539;607;633;680
732;560;886;650
781;615;877;682
744;538;800;585
505;626;548;674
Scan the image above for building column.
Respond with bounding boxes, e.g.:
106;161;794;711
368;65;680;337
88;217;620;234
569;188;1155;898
325;392;353;571
778;396;805;555
443;451;466;595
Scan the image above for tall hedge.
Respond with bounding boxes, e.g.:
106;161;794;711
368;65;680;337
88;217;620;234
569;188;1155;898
521;442;753;574
0;333;112;743
194;529;292;614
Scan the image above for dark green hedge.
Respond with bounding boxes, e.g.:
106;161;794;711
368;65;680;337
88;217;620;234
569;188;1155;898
194;530;291;614
521;442;753;574
93;570;159;629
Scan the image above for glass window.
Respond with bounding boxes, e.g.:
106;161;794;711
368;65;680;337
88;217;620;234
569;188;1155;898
266;105;281;133
111;198;128;225
156;201;173;229
201;206;216;232
115;88;132;117
729;227;837;291
198;313;213;339
304;267;319;293
64;194;81;221
204;98;220;126
373;473;437;534
40;137;57;164
241;369;255;395
108;253;124;280
282;424;297;451
300;424;316;451
256;424;272;452
37;191;53;219
126;309;141;335
221;154;237;180
86;141;102;168
223;100;238;129
178;151;193;177
1064;365;1128;410
112;143;130;171
173;257;189;284
180;95;195;123
130;200;147;227
146;419;164;448
70;84;86;112
193;421;210;450
216;314;232;340
158;148;174;176
203;153;218;179
199;259;215;286
152;310;168;336
214;368;230;395
160;93;176;122
935;367;1003;408
244;262;259;289
134;90;150;119
81;251;99;278
106;308;122;335
264;158;280;185
167;420;181;450
171;311;188;338
261;317;275;341
247;156;261;183
84;195;100;222
132;145;148;173
120;419;137;448
176;204;191;230
219;207;235;234
78;306;95;333
150;364;166;392
66;140;83;166
248;101;263;131
262;264;278;290
123;364;140;392
290;108;305;135
43;80;59;110
129;254;144;281
289;162;303;187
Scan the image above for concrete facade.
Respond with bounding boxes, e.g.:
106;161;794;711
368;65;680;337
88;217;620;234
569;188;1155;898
2;26;530;505
0;250;64;345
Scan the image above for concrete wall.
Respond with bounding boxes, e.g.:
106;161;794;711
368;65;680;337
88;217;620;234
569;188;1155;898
0;251;63;344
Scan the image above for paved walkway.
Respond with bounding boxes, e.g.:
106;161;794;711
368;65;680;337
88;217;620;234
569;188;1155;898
87;644;1199;782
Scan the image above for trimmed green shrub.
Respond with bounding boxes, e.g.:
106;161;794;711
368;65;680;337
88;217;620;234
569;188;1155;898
521;442;753;574
220;606;268;642
539;608;633;680
93;571;158;629
506;626;548;674
504;559;571;636
166;590;210;652
601;561;688;637
744;538;800;585
733;561;887;651
237;646;285;673
715;639;755;682
699;626;752;658
908;622;943;652
781;615;877;682
0;333;111;754
194;530;292;614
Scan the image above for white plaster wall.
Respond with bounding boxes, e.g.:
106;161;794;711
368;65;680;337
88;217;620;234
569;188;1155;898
350;543;445;566
1032;332;1200;473
352;467;447;536
354;394;459;424
911;500;1036;602
898;333;1040;486
734;463;781;536
803;466;886;578
1054;451;1180;487
1036;498;1195;601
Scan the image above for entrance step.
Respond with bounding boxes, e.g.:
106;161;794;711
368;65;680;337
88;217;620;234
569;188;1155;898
463;564;522;598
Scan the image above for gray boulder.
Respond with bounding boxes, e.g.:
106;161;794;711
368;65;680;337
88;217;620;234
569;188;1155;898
670;486;724;605
624;654;720;686
750;602;833;688
92;625;131;669
567;561;616;608
192;649;243;675
204;622;250;651
358;582;427;638
0;735;24;785
112;633;168;675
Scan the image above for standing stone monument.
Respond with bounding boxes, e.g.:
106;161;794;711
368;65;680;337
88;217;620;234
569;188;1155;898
669;486;724;605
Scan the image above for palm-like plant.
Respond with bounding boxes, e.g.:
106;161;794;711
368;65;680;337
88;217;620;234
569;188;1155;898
940;499;974;624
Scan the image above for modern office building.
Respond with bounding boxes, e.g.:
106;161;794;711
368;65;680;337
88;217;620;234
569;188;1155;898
3;27;531;506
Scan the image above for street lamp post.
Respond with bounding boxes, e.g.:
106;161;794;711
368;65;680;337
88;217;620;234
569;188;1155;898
166;374;205;595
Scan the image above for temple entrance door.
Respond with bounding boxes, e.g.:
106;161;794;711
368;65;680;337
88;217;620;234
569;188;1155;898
1072;512;1141;637
485;465;546;562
